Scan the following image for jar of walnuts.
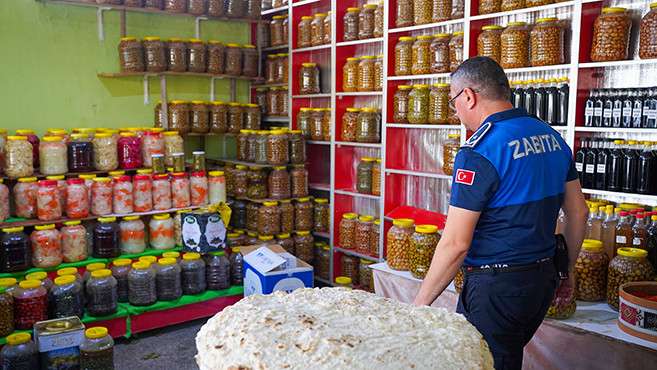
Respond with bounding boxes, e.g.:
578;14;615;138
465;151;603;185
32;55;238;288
478;25;504;64
410;225;440;279
607;248;654;310
590;7;632;62
387;218;415;270
531;18;564;67
501;22;530;69
575;240;609;302
639;4;657;59
433;0;452;22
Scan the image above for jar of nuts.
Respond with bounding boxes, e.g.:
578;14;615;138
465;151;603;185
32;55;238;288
297;108;312;139
344;7;360;42
321;108;331;141
356;108;380;143
242;45;259;77
387;218;415;270
410;225;440;279
294;231;314;264
342;108;360;142
374;3;384;38
430;33;451;73
228;103;244;134
575;240;609;302
225;43;243;76
501;22;530;69
298;16;312;48
371;159;381;196
412;35;433;75
343;57;360;93
313;198;330;233
443;133;460;175
374;55;383;91
639;4;657;59
289;130;306;164
339;213;358;249
342;255;360;284
501;0;525;11
591;7;632;62
233;165;249;198
356;158;374;194
370;219;380;256
258;201;281;236
449;31;464;72
478;25;504;64
265;55;277;83
309;109;324;141
190;101;210;134
119;37;144;73
167;38;187;72
295;197;314;231
270;16;285;46
311;13;327;46
210;102;228;134
276;53;289;83
254;131;268;164
279;200;295;234
278;87;289;116
359;4;377;40
432;0;452;22
429;83;450;124
187;39;207;73
396;2;414;28
143;36;166;72
478;0;501;15
526;0;553;7
395;37;415;76
207;40;225;75
323;11;332;44
267;130;289;165
247;168;268;200
393;85;412;123
531;18;565;67
359;259;375;292
356;216;374;255
290;165;308;198
414;0;432;25
607;247;655;310
299;63;321;95
358;56;376;92
244;103;261;131
268;166;291;200
315;243;330;280
408;84;430;124
246;202;259;232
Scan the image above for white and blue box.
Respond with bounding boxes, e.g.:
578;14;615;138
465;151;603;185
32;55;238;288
242;244;314;297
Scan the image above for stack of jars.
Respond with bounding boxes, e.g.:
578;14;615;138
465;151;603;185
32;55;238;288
355;157;381;195
477;0;561;15
116;0;261;19
264;53;289;84
343;3;384;42
394;33;463;76
340;108;381;143
392;84;458;125
297;12;331;48
342;56;383;92
157;101;262;134
395;0;460;28
338;212;380;257
296;108;331;141
119;37;260;78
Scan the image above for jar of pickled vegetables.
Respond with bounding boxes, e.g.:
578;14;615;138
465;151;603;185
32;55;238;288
36;180;62;221
119;216;146;255
478;25;503;64
210;101;228;134
387;218;415;270
501;22;530;69
142;130;165;168
151;174;171;211
13;280;47;329
359;4;377;40
228;102;244;134
190;171;209;206
294;231;314;264
339;213;358;249
117;132;142;170
357;56;376;91
113;175;134;214
408;84;430;124
290;165;308;198
607;248;655;310
357;158;374;194
356;108;380;143
313;198;330;233
412;35;433;75
531;18;564;67
311;13;327;46
410;225;440;279
171;172;191;208
48;175;67;212
94;217;120;258
429;83;450;124
31;224;62;268
395;37;414;76
443;133;460;176
39;136;67;175
91;133;117;171
91;177;112;216
65;178;88;218
300;63;321;95
575;240;609;302
208;170;226;204
295;197;314;231
343;57;359;92
67;134;94;173
1;227;30;272
61;220;87;263
150;213;175;250
133;174;153;212
344;7;360;42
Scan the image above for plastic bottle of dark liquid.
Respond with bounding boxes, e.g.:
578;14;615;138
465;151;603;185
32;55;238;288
557;77;569;126
595;139;610;190
637;142;655;194
593;89;604;127
523;81;535;117
512;81;525;108
575;138;588;184
534;79;547;121
645;87;657;128
612;89;623;128
645;215;657;271
584;90;595;127
546;78;559;125
584;138;598;189
622;140;639;193
607;139;624;192
633;213;649;250
602;89;614;127
622;89;634;128
633;88;645;128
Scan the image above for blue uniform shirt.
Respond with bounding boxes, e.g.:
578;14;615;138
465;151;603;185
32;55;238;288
450;108;578;266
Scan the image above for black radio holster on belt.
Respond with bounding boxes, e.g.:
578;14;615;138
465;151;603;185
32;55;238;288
554;234;569;280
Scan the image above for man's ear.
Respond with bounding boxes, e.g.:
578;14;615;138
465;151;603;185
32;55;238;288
465;88;477;110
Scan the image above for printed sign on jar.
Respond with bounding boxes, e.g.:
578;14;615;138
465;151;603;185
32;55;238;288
181;206;231;254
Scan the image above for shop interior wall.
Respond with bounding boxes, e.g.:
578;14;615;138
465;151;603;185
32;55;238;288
0;1;250;157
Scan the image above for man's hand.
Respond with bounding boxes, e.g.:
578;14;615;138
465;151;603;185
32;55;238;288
561;179;588;273
413;206;480;306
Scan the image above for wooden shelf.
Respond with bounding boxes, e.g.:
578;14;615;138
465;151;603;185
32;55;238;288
98;71;263;82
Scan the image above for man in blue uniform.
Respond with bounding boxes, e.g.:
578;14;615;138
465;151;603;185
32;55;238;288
413;57;588;370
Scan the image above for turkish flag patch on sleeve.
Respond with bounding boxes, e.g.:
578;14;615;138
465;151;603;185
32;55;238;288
455;169;475;185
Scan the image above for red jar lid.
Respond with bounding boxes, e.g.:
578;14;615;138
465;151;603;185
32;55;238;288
38;180;58;187
66;178;84;185
133;174;151;181
115;175;131;182
620;211;629;216
191;171;206;177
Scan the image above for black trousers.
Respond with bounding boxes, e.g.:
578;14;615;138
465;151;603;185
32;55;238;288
456;263;559;370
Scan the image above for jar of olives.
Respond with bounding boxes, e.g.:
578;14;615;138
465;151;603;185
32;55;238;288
356;108;380;143
412;35;433;75
429;83;450;124
607;247;655;310
393;85;412;123
443;133;461;176
410;225;440;279
501;22;530;69
356;157;374;194
408;84;430;124
387;218;415;270
478;25;504;64
575;240;609;302
395;37;415;76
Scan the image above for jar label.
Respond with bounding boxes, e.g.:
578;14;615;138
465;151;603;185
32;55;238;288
576;162;583;172
603;110;612;119
597;164;606;173
633;237;642;246
594;107;603;117
616;235;627;244
585;164;595;174
585;107;594;116
633;109;642;118
613;109;622;119
623;108;632;117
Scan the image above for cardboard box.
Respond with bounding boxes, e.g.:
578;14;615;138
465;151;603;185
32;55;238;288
34;316;85;369
242;244;314;297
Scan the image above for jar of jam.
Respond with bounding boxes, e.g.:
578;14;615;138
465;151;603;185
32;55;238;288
117;132;143;169
171;172;191;208
13;280;47;330
133;174;153;212
94;217;120;258
0;227;30;272
190;101;210;134
67;134;94;172
31;224;62;268
91;177;113;216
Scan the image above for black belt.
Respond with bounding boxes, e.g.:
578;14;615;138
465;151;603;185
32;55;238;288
463;257;553;275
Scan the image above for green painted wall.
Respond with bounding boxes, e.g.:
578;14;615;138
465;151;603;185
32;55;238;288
0;0;248;159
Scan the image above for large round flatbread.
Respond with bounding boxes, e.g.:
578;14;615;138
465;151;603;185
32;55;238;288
196;288;493;370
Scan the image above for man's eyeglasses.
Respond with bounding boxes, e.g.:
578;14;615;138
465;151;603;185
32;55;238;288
448;88;477;110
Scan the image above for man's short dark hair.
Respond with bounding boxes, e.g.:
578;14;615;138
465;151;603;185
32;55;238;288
451;57;511;102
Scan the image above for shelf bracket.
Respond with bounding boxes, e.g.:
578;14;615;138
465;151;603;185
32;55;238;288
96;6;111;41
230;79;237;102
142;75;151;105
210;77;218;102
160;75;169;129
195;16;209;39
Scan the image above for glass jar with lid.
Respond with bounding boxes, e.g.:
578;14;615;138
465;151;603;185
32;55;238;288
479;0;501;15
267;88;280;116
166;38;187;72
271;15;285;46
339;213;358;249
150;213;175;250
167;101;190;135
113;175;134;214
152;174;172;210
321;108;331;141
247;168;267;200
410;225;440;279
429;33;451;73
228;103;244;134
478;25;503;64
258;201;281;236
225;43;243;76
226;0;246;17
500;22;530;69
162;131;183;167
358;56;376;92
91;133;118;171
501;0;525;11
156;258;182;301
267;130;289;165
530;18;564;67
591;7;632;62
143;130;166;168
298;16;312;48
190;101;210;133
229;199;247;229
393;85;412;123
31;224;62;268
297;108;312;138
359;4;377;39
1;333;39;369
387;218;415;270
233;165;249;198
395;37;414;76
356;108;380;143
164;0;186;13
91;177;112;216
244;103;261;130
443;133;461;175
119;37;144;72
205;251;231;290
39;136;67;175
311;13;327;46
396;2;413;28
242;44;259;77
344;7;360;42
294;231;314;264
449;31;464;72
277;200;293;234
255;88;268;113
133;174;152;212
290;165;308;198
314;242;330;280
87;269;118;316
187;38;207;73
374;55;383;91
371;220;381;256
371;2;383;37
639;4;657;59
237;130;250;161
254;131;268;164
359;259;375;292
268;166;290;200
343;57;359;92
181;252;206;295
207;40;225;74
119;216;146;254
246;130;258;163
94;217;120;258
300;63;320;95
208;171;226;204
210;101;228;134
48;175;67;212
67;134;94;172
313;198;330;233
289;130;306;164
79;327;114;370
308;109;324;141
1;227;30;272
143;36;166;72
65;178;88;219
432;0;452;22
357;158;374;194
413;0;432;25
117;132;142;170
429;83;450;124
335;276;353;289
129;261;157;306
49;275;83;319
36;180;62;221
574;240;609;301
13;280;48;329
371;159;381;196
16;129;40;169
342;108;360;141
355;216;374;255
607;247;655;310
171;172;191;208
276;53;289;83
412;35;433;75
246;202;259;232
408;84;430;124
295;197;314;231
265;56;277;83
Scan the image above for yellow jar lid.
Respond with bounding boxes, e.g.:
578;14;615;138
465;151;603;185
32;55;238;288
361;55;376;59
120;36;137;41
153;213;171;220
208;40;223;45
42;136;63;142
296;230;311;236
158;257;177;266
47;128;66;135
415;224;438;234
98;216;117;223
315;198;329;204
482;25;504;30
393;218;415;228
536;17;558;23
183;252;201;261
263;201;279;207
298;197;311;202
602;7;626;13
92;269;112;278
92;177;110;183
272;15;286;19
270;129;286;135
235;165;248;170
302;62;317;67
617;247;648;258
335;276;352;285
347;7;360;12
315;13;327;17
119;132;136;137
374;219;381;225
46;175;65;181
20;280;42;289
651;2;657;9
24;272;44;281
277;233;291;239
16;129;34;135
79;174;97;180
108;170;125;177
6;333;32;346
453;31;465;36
343;213;358;220
188;38;203;43
417;35;433;40
0;278;17;286
2;226;24;233
57;267;78;277
433;82;450;88
448;133;461;139
139;256;157;264
163;131;180;137
232;247;241;253
209;171;225;176
132;261;150;270
18;177;37;183
85;327;109;339
259;235;274;241
507;21;527;27
413;84;430;89
144;36;161;41
361;258;374;265
86;262;107;271
291;130;303;134
346;107;361;112
62;220;81;227
162;251;180;259
244;44;256;49
301;16;313;20
399;36;415;41
7;136;27;140
364;3;378;8
433;33;450;38
582;240;603;252
397;85;412;90
361;157;375;162
359;215;374;222
54;275;76;286
94;133;112;138
35;224;56;231
113;258;132;267
347;57;360;61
